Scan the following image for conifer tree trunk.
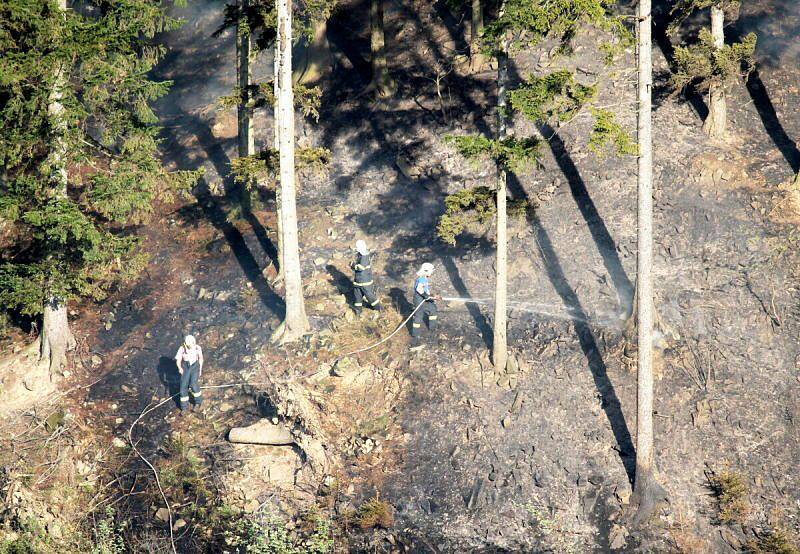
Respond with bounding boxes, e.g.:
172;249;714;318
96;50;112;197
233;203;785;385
237;0;255;212
630;0;666;524
492;29;509;371
295;19;332;85
41;0;76;375
274;0;309;343
273;44;284;284
369;0;395;96
702;5;726;138
469;0;486;71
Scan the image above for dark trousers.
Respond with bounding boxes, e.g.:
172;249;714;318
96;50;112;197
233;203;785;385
354;284;380;311
411;298;437;336
179;361;202;410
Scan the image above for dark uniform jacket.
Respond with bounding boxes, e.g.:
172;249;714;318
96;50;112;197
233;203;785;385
351;253;373;286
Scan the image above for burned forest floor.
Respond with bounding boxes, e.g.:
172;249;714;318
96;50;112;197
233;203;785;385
2;0;800;552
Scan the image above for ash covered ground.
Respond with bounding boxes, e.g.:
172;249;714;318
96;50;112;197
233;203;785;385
8;0;799;551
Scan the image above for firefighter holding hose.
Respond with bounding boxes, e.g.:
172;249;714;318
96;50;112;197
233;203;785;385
411;262;440;344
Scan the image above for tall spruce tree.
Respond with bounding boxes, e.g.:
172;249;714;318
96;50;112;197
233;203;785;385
0;0;197;373
469;0;486;70
669;0;756;139
438;0;634;369
369;0;395;96
445;0;487;71
218;0;332;290
630;0;667;525
272;0;310;343
493;9;510;372
237;0;256;213
218;0;333;341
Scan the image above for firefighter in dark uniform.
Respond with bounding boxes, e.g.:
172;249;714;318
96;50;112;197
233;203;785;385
351;240;381;314
411;262;439;339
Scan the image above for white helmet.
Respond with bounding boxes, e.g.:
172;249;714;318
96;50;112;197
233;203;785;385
184;335;196;348
355;239;368;256
417;262;434;276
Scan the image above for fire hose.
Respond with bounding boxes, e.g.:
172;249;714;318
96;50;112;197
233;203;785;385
333;297;435;364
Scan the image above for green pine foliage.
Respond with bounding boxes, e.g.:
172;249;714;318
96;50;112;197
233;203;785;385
509;70;596;123
218;82;322;120
215;0;335;50
671;28;756;93
481;0;631;55
437;186;528;245
588;107;637;157
214;1;277;51
669;0;741;32
439;1;635;248
444;135;540;172
230;147;331;189
0;0;199;317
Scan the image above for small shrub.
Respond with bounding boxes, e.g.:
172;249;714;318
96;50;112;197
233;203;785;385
437;186;529;245
91;508;125;554
443;135;540;172
707;469;750;524
223;509;334;554
588;108;637;158
746;527;800;554
670;527;708;553
670;29;756;93
0;534;36;554
356;498;393;530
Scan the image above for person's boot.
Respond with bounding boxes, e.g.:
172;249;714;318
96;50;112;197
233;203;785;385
409;335;425;352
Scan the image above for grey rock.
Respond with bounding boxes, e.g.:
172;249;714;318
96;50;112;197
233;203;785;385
155;507;170;523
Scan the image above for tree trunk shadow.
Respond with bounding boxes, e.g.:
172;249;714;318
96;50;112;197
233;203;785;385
530;210;636;483
160;112;285;317
439;254;493;349
539;123;634;313
728;26;800;174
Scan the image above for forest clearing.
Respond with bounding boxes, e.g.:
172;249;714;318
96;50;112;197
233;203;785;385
1;0;799;552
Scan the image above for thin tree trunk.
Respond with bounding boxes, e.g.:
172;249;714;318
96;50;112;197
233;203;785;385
237;0;255;213
273;44;284;284
703;6;726;138
41;298;74;375
274;0;309;343
630;0;666;525
369;0;395;97
492;28;509;371
41;0;75;375
469;0;486;71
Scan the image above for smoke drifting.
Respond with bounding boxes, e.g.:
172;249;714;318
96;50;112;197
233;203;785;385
736;0;800;66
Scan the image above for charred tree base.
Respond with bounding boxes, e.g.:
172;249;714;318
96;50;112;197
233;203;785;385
39;299;76;377
270;318;310;345
366;73;397;98
468;51;488;73
702;88;727;139
623;291;673;355
628;468;668;527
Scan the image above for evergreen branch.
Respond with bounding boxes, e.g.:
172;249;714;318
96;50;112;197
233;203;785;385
444;135;540;172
